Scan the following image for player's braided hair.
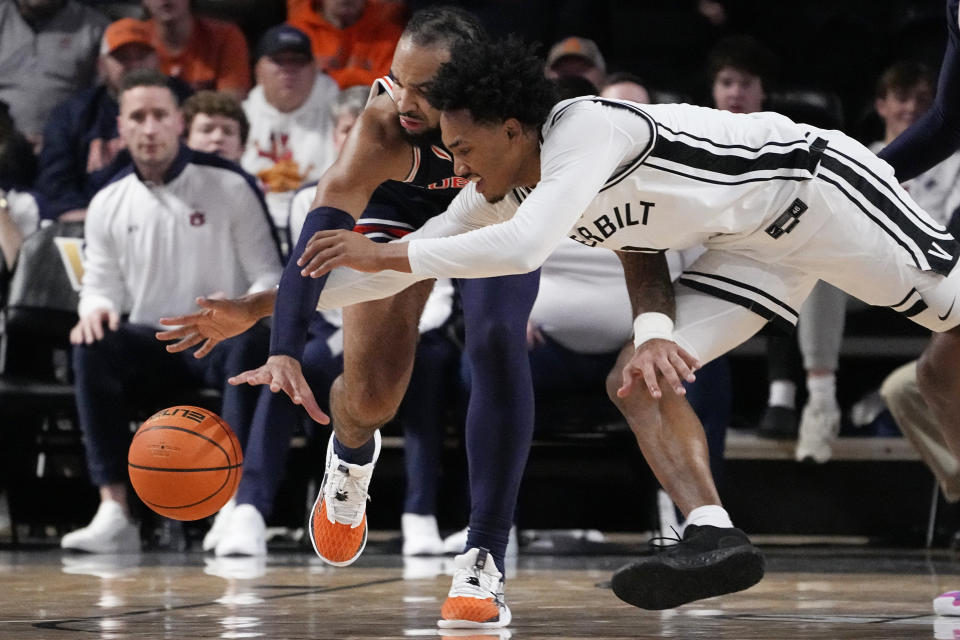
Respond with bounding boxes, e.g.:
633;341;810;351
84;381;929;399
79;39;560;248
402;6;486;50
427;36;558;129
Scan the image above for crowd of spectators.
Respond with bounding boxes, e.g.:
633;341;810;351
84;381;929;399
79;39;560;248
1;0;958;553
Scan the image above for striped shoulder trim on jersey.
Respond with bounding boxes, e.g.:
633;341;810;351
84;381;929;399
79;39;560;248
548;98;658;192
678;270;798;332
403;146;421;183
372;75;395;103
817;147;960;277
644;125;816;186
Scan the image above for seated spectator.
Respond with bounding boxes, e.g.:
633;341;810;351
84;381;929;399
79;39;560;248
288;0;404;89
0;0;109;149
330;84;369;152
35;17;192;223
183;90;248;163
0;100;39;272
600;72;651;104
143;0;251;101
544;36;607;90
60;69;282;554
241;24;340;233
869;61;960;223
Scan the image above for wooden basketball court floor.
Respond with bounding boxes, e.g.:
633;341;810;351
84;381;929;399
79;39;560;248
3;537;960;639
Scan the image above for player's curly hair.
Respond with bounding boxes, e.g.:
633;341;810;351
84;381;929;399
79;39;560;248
427;36;559;129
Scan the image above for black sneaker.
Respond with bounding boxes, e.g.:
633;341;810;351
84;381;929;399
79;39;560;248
757;405;799;439
610;525;765;610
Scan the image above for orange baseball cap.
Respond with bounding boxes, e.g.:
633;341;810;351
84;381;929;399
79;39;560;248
100;18;154;56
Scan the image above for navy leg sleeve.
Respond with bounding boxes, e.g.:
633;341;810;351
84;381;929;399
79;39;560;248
459;270;540;573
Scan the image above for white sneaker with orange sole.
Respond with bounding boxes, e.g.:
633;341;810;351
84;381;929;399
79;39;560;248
308;431;381;566
438;547;511;629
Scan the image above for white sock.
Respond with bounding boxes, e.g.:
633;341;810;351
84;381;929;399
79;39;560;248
768;380;797;408
806;374;836;408
683;505;734;533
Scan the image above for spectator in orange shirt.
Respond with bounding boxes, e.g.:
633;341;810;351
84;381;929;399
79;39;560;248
288;0;403;89
143;0;251;101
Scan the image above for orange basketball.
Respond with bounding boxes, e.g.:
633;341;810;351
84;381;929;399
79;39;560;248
128;405;243;521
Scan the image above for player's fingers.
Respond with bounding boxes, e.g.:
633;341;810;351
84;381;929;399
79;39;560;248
108;312;120;331
69;324;82;345
641;363;662;399
155;326;191;341
228;368;260;386
656;357;686;396
170;333;203;353
193;338;217;359
676;346;701;373
158;314;197;326
668;351;696;384
617;365;637;398
301;394;330;425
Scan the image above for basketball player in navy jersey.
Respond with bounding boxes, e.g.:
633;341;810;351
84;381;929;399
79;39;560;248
297;37;960;611
157;8;533;628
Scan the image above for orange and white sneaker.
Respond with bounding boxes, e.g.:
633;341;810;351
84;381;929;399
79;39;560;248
438;547;511;629
308;431;381;566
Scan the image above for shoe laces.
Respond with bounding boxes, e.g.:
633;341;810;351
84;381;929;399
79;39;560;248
323;459;373;527
648;526;682;551
449;550;504;603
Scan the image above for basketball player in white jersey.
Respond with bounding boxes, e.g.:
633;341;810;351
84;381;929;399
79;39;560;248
289;37;960;610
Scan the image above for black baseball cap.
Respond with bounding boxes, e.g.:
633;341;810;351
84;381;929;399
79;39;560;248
256;24;313;60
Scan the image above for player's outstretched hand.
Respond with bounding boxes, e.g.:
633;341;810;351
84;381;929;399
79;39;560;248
228;355;330;425
617;338;700;400
298;229;386;277
156;296;256;358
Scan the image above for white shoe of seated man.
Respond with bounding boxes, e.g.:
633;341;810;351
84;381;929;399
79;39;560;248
795;398;842;464
61;500;140;554
402;513;445;556
215;504;267;557
202;498;236;552
442;525;519;558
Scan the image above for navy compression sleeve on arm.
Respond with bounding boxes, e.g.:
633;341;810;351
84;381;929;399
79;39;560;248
880;0;960;180
269;206;356;360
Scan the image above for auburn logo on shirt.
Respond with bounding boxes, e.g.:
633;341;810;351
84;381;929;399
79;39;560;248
190;212;206;226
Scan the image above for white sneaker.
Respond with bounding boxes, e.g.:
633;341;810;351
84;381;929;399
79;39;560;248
438;547;511;629
935;591;960;616
795;399;841;463
308;431;381;566
402;513;445;556
215;504;267;557
60;501;140;554
442;526;519;558
202;498;236;552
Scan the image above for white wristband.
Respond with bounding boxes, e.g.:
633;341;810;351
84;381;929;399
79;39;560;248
633;312;674;349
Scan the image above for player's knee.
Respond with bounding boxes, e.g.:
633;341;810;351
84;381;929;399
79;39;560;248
916;351;954;404
465;320;523;363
